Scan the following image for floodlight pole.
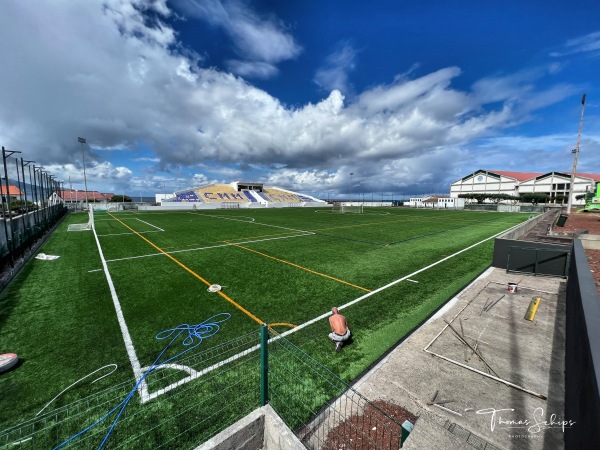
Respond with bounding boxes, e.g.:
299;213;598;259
349;172;354;206
566;94;587;214
78;137;89;209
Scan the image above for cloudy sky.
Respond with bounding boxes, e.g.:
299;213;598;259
1;0;599;199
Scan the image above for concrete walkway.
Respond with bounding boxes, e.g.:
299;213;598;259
354;267;567;449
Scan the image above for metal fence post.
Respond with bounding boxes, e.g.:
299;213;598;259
260;323;269;406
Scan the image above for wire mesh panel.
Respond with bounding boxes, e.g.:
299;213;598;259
0;331;261;449
268;333;405;450
1;329;408;449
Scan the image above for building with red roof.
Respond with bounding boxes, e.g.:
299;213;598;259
450;169;600;205
51;190;114;205
0;185;23;203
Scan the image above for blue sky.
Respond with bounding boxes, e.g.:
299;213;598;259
0;0;599;199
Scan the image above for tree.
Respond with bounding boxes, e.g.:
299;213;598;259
554;194;566;204
110;195;132;202
519;193;549;204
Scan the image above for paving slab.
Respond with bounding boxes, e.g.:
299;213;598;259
355;267;567;449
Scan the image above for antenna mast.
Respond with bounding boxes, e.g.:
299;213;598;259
566;94;586;214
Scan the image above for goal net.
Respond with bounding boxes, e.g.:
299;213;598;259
67;205;94;231
332;203;364;214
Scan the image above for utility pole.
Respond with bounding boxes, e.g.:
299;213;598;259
566;94;587;214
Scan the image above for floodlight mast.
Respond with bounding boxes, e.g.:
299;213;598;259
349;172;354;206
78;137;89;209
566;94;586;214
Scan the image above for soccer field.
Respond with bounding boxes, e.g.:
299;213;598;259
0;207;529;431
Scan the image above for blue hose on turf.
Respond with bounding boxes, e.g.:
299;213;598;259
53;312;231;450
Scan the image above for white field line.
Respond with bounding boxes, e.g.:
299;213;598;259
96;218;164;237
135;218;164;231
188;212;315;234
104;232;313;264
93;211;311;398
91;222;149;400
275;220;526;339
187;213;257;223
142;219;527;402
142;344;261;402
97;231;161;237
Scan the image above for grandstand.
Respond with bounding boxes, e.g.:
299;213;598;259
165;181;326;209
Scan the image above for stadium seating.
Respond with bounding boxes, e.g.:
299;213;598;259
195;185;248;203
175;191;200;202
261;188;304;203
170;184;320;206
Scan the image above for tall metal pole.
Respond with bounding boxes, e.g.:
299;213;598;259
2;147;21;265
35;167;46;227
349;172;354;206
30;165;38;229
78;137;89;209
15;159;23;210
1;147;12;265
21;161;32;213
21;160;33;243
567;94;587;214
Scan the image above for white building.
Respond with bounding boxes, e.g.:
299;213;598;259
408;196;465;208
450;170;600;205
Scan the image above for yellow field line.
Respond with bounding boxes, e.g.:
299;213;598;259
107;213;265;325
268;322;297;329
229;242;371;293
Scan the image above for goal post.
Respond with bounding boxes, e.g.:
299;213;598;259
88;204;94;230
331;203;363;214
67;205;94;232
332;202;344;213
344;205;364;213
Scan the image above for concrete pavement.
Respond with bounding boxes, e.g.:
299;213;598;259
354;267;567;450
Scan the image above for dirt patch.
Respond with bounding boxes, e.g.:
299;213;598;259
553;211;600;236
322;400;417;450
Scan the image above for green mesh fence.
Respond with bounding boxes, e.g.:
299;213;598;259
0;331;261;449
268;331;406;450
0;328;407;449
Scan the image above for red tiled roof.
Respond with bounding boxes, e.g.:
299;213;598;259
59;190;113;201
575;173;600;182
489;170;600;182
487;170;544;181
0;185;22;195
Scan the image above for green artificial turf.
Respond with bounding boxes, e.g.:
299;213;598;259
0;207;528;446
